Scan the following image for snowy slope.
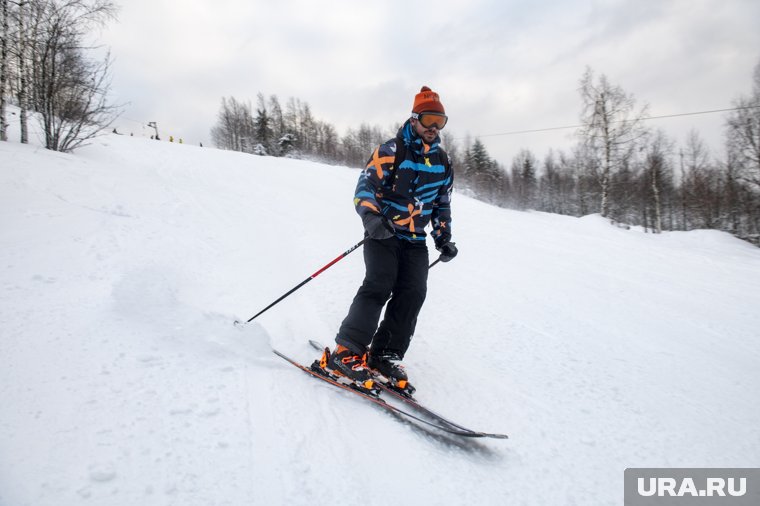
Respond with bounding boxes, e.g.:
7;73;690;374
1;126;759;506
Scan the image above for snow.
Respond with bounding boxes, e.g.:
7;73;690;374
1;115;759;505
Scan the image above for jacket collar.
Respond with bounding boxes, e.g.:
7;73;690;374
398;119;441;155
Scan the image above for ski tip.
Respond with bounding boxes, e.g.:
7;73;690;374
460;431;509;439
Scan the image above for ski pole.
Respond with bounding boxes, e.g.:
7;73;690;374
235;239;366;325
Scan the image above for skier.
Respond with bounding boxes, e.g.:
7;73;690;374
321;86;458;391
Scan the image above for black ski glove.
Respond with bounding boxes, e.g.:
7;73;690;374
437;241;458;262
362;212;395;240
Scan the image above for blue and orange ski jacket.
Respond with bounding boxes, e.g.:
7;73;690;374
354;121;453;247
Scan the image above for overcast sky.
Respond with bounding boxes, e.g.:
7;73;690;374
102;0;760;166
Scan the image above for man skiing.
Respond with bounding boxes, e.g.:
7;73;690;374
321;86;458;392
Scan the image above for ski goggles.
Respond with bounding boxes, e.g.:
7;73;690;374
411;112;448;130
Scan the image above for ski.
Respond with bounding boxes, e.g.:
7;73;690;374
306;340;509;440
373;382;509;437
272;348;502;438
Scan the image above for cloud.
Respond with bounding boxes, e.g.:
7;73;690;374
104;0;760;163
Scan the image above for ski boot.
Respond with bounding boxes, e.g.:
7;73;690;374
314;345;375;393
368;351;416;397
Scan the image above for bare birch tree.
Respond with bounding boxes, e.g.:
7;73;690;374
210;96;255;152
643;130;674;233
0;0;9;141
31;0;119;152
726;61;760;190
15;0;29;143
578;67;649;217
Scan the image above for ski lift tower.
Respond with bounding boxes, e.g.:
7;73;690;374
147;121;160;140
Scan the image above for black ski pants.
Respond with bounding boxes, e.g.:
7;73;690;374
336;236;429;359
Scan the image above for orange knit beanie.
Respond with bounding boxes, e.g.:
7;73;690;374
412;86;445;114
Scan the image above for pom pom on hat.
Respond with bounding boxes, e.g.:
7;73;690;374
412;86;445;114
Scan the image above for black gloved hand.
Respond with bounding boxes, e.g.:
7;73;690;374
436;241;458;262
362;212;395;240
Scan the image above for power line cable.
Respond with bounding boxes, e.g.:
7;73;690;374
470;104;760;140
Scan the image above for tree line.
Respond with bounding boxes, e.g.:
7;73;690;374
211;64;760;246
210;92;392;167
0;0;119;152
458;66;760;246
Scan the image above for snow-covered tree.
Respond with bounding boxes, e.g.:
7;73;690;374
254;92;272;151
465;138;505;204
511;148;538;210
